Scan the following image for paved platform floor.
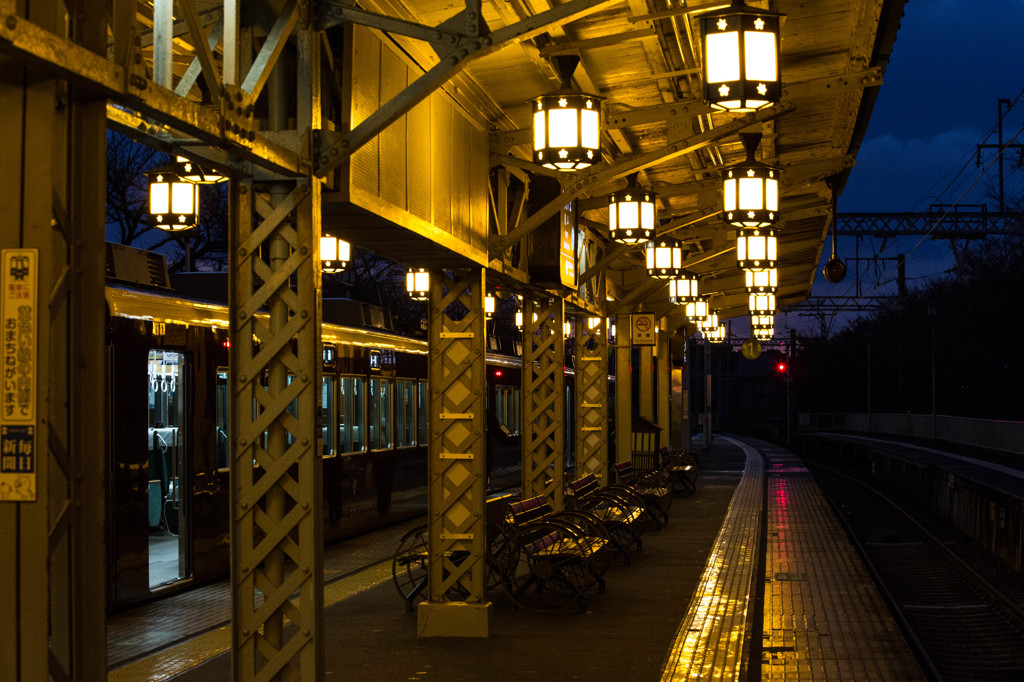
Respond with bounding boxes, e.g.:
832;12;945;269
109;436;925;681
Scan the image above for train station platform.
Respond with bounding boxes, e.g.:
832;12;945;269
109;436;924;681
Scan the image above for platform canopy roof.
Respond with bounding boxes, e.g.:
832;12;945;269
321;0;906;330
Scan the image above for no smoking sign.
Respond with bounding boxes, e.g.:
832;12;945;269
631;313;656;345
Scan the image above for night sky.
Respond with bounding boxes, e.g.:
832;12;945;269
779;0;1024;336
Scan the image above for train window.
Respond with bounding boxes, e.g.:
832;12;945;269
494;385;521;436
338;376;366;454
417;381;428;444
369;378;393;450
216;369;229;469
396;379;416;447
321;376;336;457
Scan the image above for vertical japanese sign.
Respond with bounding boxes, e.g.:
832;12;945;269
1;249;37;502
559;199;578;289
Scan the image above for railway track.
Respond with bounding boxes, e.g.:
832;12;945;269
810;462;1024;681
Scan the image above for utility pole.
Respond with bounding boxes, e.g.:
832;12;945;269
976;98;1024;212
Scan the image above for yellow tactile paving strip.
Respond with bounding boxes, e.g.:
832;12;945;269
760;448;924;681
660;435;764;681
108;561;393;682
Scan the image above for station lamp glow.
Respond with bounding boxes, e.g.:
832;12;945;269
723;133;779;229
146;165;199;231
748;291;776;315
532;55;603;171
699;0;782;112
751;313;773;329
700;310;720;332
608;175;657;245
685;298;709;324
485;295;496;319
406;268;430;301
668;272;700;304
320;235;351;274
705;326;727;343
645;237;684;279
744;267;778;293
754;326;774;341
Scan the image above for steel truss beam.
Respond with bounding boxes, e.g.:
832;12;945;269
419;269;490;636
574;315;609;482
488;102;795;261
314;0;621;177
783;296;892;314
836;212;1024;237
522;298;566;505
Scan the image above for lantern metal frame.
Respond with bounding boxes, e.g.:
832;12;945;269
174;155;227;185
146;165;199;231
737;227;777;270
320;235;351;274
406;268;430;301
532;55;604;171
609;174;657;244
751;314;773;329
699;0;782;112
723;132;780;229
685;299;709;324
748;291;776;315
645;237;684;279
754;326;774;341
668;272;700;304
744;267;778;293
705;326;727;343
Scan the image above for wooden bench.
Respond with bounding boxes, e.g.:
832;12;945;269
613;461;673;529
661;448;698;496
392;493;516;612
499;495;612;612
565;473;646;564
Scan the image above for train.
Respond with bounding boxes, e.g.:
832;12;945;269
103;244;592;612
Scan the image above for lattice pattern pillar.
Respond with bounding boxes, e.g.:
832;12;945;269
419;269;489;637
575;315;609;482
522;298;565;506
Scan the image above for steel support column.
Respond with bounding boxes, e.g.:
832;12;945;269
657;318;670;453
0;0;107;678
419;268;489;637
574;314;608;482
522;298;565;505
228;13;324;675
614;340;631;472
639;345;654;422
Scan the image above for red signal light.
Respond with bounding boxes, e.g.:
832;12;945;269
777;362;787;373
494;369;502;377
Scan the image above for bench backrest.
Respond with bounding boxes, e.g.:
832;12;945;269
507;495;553;527
568;474;600;499
614;461;635;482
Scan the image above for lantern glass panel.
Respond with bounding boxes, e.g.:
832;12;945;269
321;236;338;261
748;235;766;260
739;177;764;210
766;178;779;211
533;109;545;150
617;201;639;229
723;178;737;211
548;108;578;147
744;31;777;81
581;108;599;148
706;32;740;82
640;200;655;228
150;182;170;215
171;182;196;214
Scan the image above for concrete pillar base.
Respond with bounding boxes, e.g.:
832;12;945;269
417;601;491;638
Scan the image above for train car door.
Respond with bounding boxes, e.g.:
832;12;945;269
147;349;189;588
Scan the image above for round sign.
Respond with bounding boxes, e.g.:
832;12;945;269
741;338;762;360
636;316;651;331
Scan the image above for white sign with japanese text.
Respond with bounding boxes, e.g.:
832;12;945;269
1;249;37;501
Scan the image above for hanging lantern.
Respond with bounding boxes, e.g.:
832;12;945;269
699;0;782;112
406;268;430;301
609;174;657;244
563;321;573;337
723;132;779;229
705;326;727;343
485;295;496;318
532;55;603;171
748;291;776;315
751;314;773;329
737;228;777;270
700;310;720;332
685;299;709;323
320;235;351;274
515;310;523;329
754;326;774;341
744;267;778;293
146;166;199;231
174;156;227;184
668;272;700;304
645;237;683;279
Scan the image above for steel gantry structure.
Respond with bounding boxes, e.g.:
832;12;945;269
0;0;908;678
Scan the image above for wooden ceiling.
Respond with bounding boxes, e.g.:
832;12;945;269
352;0;908;329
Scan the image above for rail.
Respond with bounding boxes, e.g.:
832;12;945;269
797;412;1024;455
